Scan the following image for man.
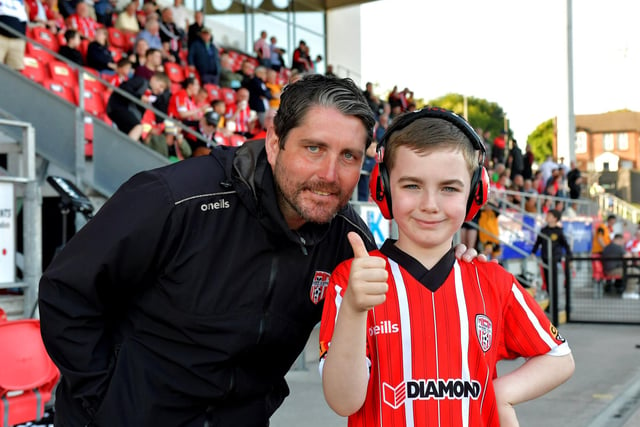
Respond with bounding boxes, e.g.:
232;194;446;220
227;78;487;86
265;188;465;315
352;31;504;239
186;9;204;48
188;26;220;84
39;75;481;427
133;47;163;80
244;65;272;129
253;29;270;67
218;52;243;89
167;76;208;125
567;160;583;199
159;7;182;63
66;0;100;40
592;214;616;255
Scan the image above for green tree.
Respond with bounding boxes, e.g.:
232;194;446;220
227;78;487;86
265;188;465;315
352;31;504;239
526;119;554;164
428;93;508;143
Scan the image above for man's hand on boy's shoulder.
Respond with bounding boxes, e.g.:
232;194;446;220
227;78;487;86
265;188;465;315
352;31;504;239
345;232;389;313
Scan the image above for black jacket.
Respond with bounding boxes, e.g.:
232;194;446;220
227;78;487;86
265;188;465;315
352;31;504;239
39;141;375;427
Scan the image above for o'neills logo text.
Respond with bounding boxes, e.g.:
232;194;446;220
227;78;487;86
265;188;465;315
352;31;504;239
369;320;399;336
383;379;481;409
200;199;230;211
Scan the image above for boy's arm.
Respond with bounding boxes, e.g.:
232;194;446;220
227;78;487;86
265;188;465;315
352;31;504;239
322;232;388;416
493;353;575;426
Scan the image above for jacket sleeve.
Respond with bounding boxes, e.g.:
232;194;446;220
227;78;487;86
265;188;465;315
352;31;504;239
38;170;176;402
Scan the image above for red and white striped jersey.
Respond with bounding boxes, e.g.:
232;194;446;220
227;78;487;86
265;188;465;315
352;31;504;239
319;241;570;427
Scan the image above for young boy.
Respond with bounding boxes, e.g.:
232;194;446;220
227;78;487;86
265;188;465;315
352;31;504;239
319;108;575;427
530;209;572;293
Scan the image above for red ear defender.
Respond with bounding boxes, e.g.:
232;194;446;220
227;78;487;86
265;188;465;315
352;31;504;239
369;163;393;219
465;166;490;222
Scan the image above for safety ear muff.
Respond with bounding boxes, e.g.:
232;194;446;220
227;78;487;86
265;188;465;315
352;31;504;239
465;166;490;222
369;162;393;219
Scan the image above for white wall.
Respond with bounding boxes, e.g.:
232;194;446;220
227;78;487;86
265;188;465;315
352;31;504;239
326;5;362;85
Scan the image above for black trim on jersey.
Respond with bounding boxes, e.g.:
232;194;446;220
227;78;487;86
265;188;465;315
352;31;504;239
380;240;455;292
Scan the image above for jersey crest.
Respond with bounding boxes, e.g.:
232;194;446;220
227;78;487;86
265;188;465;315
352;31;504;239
310;271;330;305
475;314;493;352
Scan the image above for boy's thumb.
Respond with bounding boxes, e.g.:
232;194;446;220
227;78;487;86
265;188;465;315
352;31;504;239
348;232;370;258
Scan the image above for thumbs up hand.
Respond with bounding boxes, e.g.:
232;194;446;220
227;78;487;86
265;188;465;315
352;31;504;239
343;232;389;313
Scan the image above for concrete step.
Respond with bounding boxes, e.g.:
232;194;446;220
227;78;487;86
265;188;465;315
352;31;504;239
0;293;25;319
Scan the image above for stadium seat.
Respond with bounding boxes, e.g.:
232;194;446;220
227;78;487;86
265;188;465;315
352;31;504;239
171;82;182;94
164;62;185;84
184;65;199;82
591;254;623;298
81;70;107;94
0;307;6;322
48;60;78;88
42;78;77;104
78;89;106;116
26;42;54;64
0;319;60;426
108;45;124;62
204;83;220;101
29;26;58;53
107;27;129;51
21;56;46;84
219;87;237;107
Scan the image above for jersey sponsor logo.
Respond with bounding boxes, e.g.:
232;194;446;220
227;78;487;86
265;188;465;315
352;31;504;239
475;314;493;352
368;320;399;336
310;271;330;305
383;379;482;409
200;199;230;211
549;324;566;343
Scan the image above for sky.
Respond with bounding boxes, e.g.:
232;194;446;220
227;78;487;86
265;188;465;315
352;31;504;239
360;0;640;144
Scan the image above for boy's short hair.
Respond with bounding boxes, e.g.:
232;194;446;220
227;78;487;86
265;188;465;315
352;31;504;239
116;58;132;68
64;29;78;43
548;209;562;221
382;114;478;175
151;72;170;88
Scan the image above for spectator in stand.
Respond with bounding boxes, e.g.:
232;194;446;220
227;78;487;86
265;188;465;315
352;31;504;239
39;0;66;34
387;85;402;112
185;109;220;156
66;1;99;40
106;71;170;141
127;37;147;68
269;35;284;71
218;52;242;89
356;140;376;202
265;68;281;109
106;58;132;87
59;29;84;65
136;1;156;28
291;39;311;72
524;193;538;213
187;27;220;84
507;138;524;180
625;229;640;256
168;0;190;33
288;68;303;84
362;82;381;117
523;143;534;180
0;0;28;71
325;64;336;77
253;29;270;68
186;10;203;48
592;214;616;255
531;209;572;293
134;47;162;80
135;15;163;51
478;198;501;257
144;119;192;161
228;87;255;139
238;58;254;86
209;99;231;137
115;1;140;33
567;160;583;199
602;234;640;297
245;65;272;129
374;112;389;142
86;27;116;73
538;155;557;188
159;7;181;63
168;76;208;126
492;131;506;165
93;0;114;26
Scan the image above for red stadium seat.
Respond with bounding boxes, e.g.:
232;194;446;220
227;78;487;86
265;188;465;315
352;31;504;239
0;319;60;426
78;89;106;116
29;26;58;52
107;27;129;51
164;61;185;84
42;78;77;104
204;83;220;101
21;56;46;84
108;45;124;62
184;65;199;82
171;82;182;94
26;42;54;64
48;60;78;88
81;70;107;94
219;87;237;107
